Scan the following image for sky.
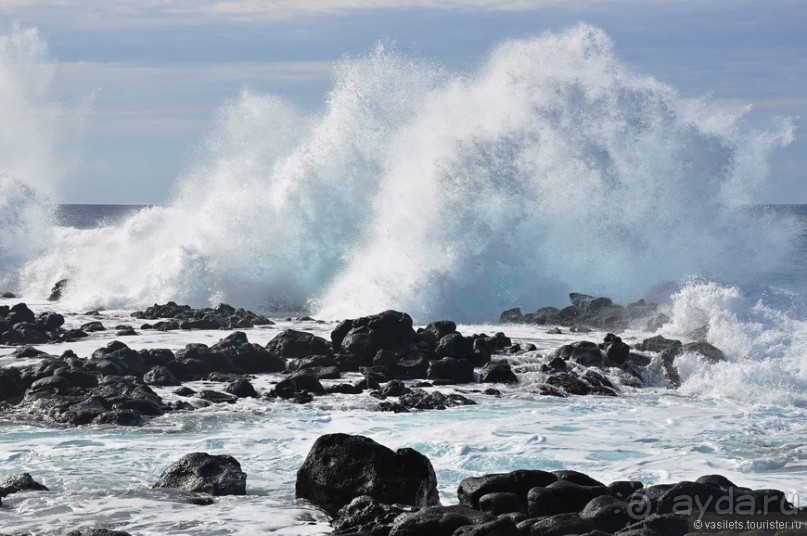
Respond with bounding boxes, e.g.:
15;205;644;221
1;0;805;204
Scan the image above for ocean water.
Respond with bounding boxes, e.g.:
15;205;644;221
1;23;806;535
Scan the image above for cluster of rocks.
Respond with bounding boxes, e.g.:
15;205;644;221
3;436;802;535
501;293;667;332
296;433;803;536
0;310;520;426
265;310;516;407
132;302;275;331
524;330;726;396
0;303;90;346
0;302;729;425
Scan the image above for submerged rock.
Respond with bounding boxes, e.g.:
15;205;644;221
0;472;49;496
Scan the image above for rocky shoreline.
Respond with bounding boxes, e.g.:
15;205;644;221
2;433;804;535
0;294;729;426
2;295;781;535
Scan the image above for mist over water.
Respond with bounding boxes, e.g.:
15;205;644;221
2;24;798;324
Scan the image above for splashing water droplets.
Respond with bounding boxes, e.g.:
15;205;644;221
0;24;794;322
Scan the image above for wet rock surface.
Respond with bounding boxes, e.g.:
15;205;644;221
0;303;727;428
295;433;440;516
294;434;801;536
152;452;247;496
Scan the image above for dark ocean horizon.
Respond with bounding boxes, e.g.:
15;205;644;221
55;203;153;229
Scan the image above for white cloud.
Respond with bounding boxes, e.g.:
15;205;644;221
2;0;577;27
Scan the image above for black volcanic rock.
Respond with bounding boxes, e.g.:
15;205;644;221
527;480;608;516
332;495;416;535
225;378;258;398
501;293;661;331
15;368;166;426
554;341;604;368
333;310;416;355
388;505;493;536
427;357;474;383
602;333;629;365
458;470;557;510
143;365;180;386
132;301;273;329
0;472;49;495
391;389;475;411
480;360;518;384
153;452;246;496
295;433;439;516
0;368;25;402
212;331;284;373
47;279;68;301
265;329;330;360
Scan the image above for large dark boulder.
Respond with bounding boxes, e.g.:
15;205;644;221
435;333;472;360
265;329;330;360
143;365;180;386
212;331;285;373
427;357;474;384
332;311;416;354
554;341;604;368
8;302;36;324
423;320;457;341
544;372;592;396
225;378;257;398
90;340;147;377
603;333;630;365
480;360;518;384
499;308;524;323
171;343;232;379
153;452;247;496
295;433;439;516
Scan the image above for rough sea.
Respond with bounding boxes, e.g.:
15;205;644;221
1;24;805;535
